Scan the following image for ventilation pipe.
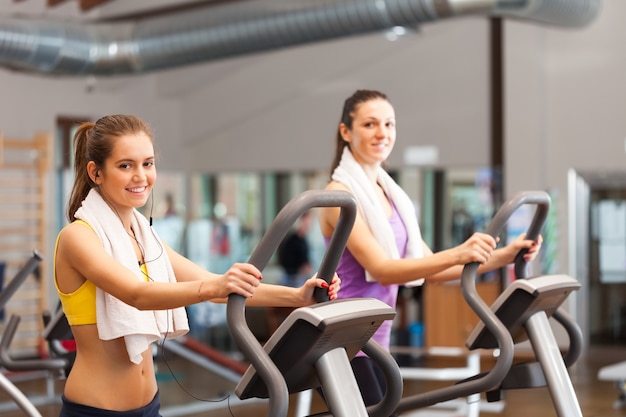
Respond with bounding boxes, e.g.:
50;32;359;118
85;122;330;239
0;0;602;76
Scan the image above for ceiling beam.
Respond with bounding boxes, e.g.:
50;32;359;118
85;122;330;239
79;0;113;11
47;0;70;6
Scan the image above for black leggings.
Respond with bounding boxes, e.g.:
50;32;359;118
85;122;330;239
59;391;162;417
351;356;387;406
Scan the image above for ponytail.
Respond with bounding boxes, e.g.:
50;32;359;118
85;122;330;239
67;123;96;221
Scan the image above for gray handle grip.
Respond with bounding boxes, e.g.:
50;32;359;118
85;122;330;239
460;191;549;394
227;189;356;417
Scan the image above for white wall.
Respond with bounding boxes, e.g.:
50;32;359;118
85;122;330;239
169;18;491;173
506;0;626;281
0;17;490;173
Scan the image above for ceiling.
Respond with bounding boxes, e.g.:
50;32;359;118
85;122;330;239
0;0;604;77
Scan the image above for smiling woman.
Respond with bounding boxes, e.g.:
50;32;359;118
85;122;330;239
318;89;542;413
53;114;341;417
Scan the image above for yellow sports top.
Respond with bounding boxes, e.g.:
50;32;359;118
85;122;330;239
54;220;148;326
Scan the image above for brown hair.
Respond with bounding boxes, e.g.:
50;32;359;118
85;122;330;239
67;114;154;221
329;89;390;177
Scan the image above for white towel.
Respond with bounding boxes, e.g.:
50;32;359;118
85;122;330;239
332;147;425;287
74;189;189;364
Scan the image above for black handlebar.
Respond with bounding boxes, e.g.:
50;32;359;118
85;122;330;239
484;191;550;280
226;190;357;417
490;192;582;368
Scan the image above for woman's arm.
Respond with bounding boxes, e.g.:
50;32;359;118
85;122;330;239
207;276;339;307
423;234;541;283
319;182;494;286
319;182;540;286
57;223;262;310
166;244;339;306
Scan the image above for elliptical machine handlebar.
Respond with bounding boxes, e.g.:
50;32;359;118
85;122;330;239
484;191;550;280
0;251;42;310
0;251;67;417
227;189;357;417
396;190;550;413
485;192;583;368
0;251;68;372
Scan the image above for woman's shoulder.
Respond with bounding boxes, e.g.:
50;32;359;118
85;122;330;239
325;180;351;192
58;220;95;243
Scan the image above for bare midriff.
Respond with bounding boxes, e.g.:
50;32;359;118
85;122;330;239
63;324;158;411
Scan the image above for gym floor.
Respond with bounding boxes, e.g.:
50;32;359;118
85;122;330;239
1;344;625;417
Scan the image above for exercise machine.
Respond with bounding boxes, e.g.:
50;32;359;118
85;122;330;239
394;191;584;417
228;190;585;417
0;251;69;416
228;190;403;417
391;346;505;416
468;191;583;417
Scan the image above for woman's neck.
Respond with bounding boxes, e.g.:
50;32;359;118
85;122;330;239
98;189;134;231
113;208;134;233
360;163;380;185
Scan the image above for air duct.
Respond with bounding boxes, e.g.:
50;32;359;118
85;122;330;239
0;0;602;76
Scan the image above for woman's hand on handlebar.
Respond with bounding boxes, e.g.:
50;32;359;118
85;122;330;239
300;273;341;305
501;233;543;263
215;262;263;299
455;232;499;265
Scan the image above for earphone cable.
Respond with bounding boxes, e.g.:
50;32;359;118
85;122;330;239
158;311;236;417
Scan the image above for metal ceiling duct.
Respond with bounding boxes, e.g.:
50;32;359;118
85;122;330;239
0;0;602;76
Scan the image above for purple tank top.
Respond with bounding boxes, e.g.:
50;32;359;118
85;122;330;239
325;202;408;353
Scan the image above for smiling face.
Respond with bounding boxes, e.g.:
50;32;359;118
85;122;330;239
91;131;156;217
340;98;396;168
